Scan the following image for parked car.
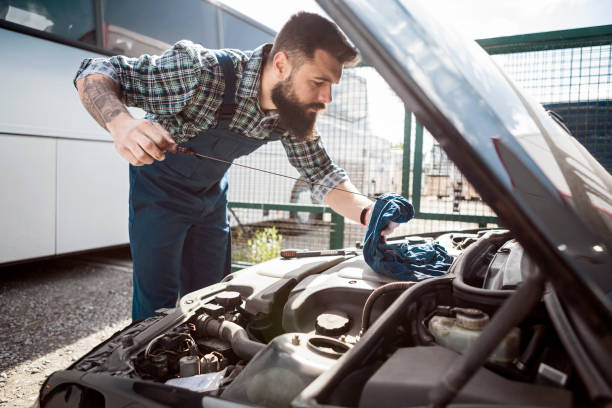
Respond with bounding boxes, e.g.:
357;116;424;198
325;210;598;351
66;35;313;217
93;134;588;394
36;1;611;407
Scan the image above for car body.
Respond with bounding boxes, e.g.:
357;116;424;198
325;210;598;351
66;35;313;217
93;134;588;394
36;0;611;407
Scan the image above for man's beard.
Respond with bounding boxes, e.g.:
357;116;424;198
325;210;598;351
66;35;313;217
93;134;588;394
271;77;325;142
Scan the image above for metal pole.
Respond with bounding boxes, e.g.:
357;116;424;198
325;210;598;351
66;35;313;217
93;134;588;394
412;122;424;214
216;7;224;49
94;0;105;49
402;109;412;199
329;211;345;249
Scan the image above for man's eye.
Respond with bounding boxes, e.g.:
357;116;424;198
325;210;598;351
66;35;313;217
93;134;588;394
313;81;324;87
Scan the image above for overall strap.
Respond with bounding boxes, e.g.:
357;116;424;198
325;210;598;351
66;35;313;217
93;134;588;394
213;50;238;120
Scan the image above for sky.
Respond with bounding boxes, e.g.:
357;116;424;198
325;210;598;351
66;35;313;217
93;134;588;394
221;0;612;39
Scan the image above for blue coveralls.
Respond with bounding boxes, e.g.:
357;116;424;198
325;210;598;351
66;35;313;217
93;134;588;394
128;51;280;321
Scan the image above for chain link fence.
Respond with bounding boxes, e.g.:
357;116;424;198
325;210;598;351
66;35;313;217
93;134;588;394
489;43;611;173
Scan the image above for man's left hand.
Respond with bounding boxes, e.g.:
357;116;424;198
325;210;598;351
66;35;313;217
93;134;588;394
365;206;400;243
380;221;400;242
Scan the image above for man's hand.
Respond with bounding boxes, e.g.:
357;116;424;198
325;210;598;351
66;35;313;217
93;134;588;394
381;221;400;242
364;206;399;243
108;116;177;166
76;74;176;166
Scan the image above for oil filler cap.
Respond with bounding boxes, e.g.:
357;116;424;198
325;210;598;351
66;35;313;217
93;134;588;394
215;291;242;309
315;310;351;336
455;308;489;330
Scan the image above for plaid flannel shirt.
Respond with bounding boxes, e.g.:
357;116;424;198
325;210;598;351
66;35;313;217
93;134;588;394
74;41;348;201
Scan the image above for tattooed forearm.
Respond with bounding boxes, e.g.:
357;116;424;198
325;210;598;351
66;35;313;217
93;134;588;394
77;75;130;130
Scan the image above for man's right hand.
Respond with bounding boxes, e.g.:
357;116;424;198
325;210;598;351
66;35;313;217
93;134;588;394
76;74;177;166
108;115;177;166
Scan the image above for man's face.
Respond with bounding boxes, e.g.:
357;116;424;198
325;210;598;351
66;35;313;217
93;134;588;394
271;49;342;141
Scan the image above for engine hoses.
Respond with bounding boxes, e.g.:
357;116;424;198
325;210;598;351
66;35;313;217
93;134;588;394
360;281;418;334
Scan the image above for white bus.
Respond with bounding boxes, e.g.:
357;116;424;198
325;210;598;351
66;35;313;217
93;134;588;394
0;0;275;265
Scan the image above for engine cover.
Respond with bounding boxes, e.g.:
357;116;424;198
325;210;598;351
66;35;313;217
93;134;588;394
283;256;395;336
359;346;571;408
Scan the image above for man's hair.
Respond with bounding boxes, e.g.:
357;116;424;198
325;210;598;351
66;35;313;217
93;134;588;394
270;12;360;66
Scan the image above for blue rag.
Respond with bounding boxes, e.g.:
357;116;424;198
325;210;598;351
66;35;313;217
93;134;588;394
363;193;454;281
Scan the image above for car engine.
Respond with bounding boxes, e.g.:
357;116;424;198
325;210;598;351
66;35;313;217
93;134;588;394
39;229;588;407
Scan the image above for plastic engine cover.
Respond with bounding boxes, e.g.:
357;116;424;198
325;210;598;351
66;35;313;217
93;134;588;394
483;239;529;290
282;256;395;335
359;346;571;408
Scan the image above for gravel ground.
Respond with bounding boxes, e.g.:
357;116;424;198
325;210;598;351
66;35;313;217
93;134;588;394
0;247;133;407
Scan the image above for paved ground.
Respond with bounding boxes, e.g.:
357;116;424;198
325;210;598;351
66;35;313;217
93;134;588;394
0;248;133;407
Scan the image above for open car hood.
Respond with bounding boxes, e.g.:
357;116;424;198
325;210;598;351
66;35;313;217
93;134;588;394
316;0;612;324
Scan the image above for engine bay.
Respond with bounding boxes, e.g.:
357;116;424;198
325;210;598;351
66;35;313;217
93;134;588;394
39;229;590;407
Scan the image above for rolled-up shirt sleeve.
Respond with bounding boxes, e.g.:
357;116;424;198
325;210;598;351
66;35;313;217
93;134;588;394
281;133;349;202
72;40;206;116
74;58;119;85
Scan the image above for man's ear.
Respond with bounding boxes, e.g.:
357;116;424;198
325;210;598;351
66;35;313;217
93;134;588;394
272;51;292;80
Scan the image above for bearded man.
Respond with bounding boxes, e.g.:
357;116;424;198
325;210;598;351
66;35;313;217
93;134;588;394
74;12;396;321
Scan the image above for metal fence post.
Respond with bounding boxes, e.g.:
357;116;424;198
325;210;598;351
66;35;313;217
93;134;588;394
402;109;412;199
329;210;345;249
412;121;424;214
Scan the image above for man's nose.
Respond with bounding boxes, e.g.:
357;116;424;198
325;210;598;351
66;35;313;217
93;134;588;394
318;84;332;104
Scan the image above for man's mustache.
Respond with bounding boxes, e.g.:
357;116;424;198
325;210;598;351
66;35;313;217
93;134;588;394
306;102;326;111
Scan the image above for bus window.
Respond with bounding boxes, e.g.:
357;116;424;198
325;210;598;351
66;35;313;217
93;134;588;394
0;0;96;45
103;0;219;57
221;11;275;50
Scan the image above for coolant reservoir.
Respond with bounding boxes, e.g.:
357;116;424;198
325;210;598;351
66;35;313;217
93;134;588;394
221;333;349;407
428;308;520;363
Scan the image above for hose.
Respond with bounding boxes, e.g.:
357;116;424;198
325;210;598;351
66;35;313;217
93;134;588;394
197;316;265;361
360;281;418;333
515;324;546;372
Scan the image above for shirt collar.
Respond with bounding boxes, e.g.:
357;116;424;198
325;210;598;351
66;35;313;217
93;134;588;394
236;43;272;99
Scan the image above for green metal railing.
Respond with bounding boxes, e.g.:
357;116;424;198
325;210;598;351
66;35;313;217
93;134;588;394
227;202;345;271
476;24;612;54
228;202;345;249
